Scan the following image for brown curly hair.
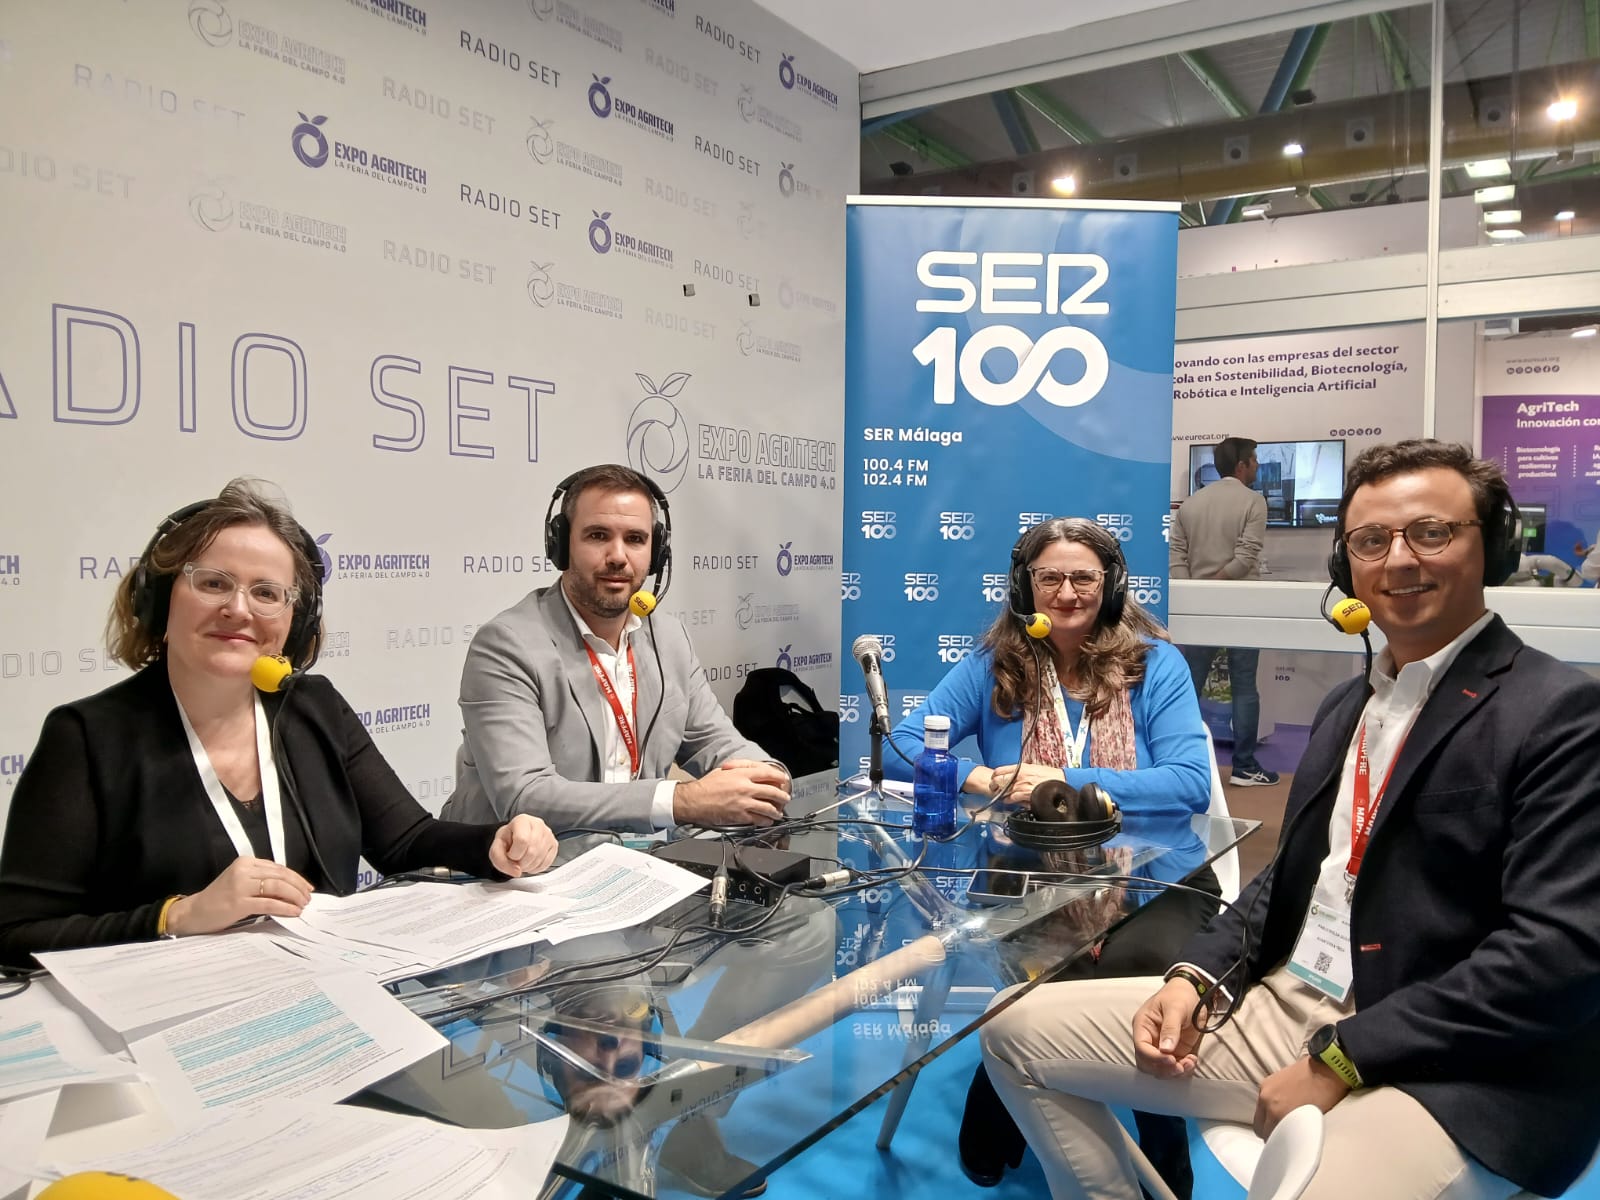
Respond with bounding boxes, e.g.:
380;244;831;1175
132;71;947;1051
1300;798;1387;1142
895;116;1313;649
982;517;1169;720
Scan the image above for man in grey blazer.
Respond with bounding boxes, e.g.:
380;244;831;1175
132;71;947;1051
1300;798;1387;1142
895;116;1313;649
444;463;790;833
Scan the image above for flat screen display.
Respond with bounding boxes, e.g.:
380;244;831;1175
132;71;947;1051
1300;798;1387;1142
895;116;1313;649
1187;439;1346;528
1517;503;1547;554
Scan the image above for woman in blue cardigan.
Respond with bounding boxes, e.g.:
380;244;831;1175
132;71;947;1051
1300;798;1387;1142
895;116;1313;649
886;517;1215;1197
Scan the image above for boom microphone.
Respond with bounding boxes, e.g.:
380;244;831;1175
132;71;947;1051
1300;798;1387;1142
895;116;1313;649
1319;585;1372;635
851;634;893;732
250;654;297;693
629;590;658;617
1013;607;1052;639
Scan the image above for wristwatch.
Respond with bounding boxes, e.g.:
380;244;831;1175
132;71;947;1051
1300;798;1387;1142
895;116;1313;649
1308;1023;1363;1089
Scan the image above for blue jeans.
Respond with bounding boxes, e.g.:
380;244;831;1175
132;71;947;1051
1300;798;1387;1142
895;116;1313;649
1181;645;1261;770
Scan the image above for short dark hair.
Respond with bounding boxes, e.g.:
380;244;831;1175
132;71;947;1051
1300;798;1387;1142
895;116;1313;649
561;464;659;526
1336;439;1510;531
1214;437;1258;479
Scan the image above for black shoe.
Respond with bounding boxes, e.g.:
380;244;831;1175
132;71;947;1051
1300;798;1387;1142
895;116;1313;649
958;1064;1027;1188
657;1117;768;1198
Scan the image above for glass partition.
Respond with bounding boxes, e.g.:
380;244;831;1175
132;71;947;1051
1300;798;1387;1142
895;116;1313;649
1440;0;1600;249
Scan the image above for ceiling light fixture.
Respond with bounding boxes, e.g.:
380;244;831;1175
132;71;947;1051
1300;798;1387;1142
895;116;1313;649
1486;229;1526;240
1555;209;1577;221
1464;159;1512;179
1242;203;1270;218
1473;184;1515;205
1483;210;1522;224
1051;174;1076;194
1282;141;1304;157
1548;98;1578;122
1572;326;1598;338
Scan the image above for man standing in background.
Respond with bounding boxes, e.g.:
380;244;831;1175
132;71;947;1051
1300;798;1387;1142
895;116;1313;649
1170;436;1278;786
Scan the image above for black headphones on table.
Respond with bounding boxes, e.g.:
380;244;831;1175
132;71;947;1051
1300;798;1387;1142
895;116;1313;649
1009;518;1129;633
1005;778;1123;852
132;499;325;665
544;466;673;582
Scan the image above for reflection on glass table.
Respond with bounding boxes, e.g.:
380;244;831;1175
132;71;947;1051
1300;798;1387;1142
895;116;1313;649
363;772;1257;1200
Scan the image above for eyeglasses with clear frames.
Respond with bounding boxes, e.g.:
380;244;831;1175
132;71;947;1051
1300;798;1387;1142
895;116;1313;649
1029;567;1105;595
181;563;300;618
1341;519;1483;562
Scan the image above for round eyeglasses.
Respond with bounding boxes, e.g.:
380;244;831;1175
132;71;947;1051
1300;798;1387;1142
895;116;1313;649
182;563;299;618
1341;519;1482;562
1029;567;1105;595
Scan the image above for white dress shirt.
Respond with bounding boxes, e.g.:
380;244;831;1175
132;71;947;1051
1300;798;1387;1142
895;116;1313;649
559;588;679;829
1294;609;1496;1004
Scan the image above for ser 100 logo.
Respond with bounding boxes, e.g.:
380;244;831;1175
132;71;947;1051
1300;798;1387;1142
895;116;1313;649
912;252;1110;408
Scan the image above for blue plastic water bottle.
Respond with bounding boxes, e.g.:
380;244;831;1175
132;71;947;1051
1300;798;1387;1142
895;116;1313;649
913;714;958;838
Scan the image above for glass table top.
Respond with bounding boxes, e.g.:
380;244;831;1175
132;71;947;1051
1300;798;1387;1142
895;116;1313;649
365;772;1258;1199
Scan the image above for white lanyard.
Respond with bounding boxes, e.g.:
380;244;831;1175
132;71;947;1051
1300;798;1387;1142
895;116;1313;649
175;691;287;866
1049;685;1092;769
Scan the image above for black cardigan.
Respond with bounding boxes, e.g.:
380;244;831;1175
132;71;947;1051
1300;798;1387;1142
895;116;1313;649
0;660;502;968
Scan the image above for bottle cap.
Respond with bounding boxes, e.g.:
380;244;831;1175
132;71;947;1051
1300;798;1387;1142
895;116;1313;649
923;714;950;732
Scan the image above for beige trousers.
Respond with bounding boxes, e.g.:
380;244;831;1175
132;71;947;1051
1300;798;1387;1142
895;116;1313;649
980;968;1519;1200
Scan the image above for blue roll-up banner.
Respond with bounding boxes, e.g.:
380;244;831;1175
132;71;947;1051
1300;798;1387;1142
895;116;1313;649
839;197;1181;774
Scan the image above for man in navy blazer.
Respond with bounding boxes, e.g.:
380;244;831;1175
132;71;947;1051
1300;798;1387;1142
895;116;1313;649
981;440;1600;1199
443;463;789;834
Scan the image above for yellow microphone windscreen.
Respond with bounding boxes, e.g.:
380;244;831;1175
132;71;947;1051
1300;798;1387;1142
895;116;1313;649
1330;597;1372;635
37;1173;180;1200
1024;612;1052;639
250;654;294;693
629;590;658;618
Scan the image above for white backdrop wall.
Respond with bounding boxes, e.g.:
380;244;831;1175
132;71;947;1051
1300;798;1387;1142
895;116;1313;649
0;0;855;830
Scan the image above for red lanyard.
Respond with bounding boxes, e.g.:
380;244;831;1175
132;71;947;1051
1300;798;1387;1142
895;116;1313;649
585;644;640;777
1348;723;1404;879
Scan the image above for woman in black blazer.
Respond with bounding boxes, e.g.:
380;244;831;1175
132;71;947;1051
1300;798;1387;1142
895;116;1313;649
0;479;557;969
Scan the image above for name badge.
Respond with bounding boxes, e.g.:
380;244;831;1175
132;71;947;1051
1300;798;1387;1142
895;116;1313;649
1286;900;1353;1002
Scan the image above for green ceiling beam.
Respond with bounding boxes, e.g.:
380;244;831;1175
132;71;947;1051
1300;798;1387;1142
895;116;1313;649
879;121;970;170
1308;187;1336;210
1520;160;1600;185
1589;0;1600;57
1368;11;1417;90
1013;85;1102;145
1179;49;1251;119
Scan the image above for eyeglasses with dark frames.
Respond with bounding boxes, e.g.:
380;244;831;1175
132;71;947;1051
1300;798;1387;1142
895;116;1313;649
1341;519;1482;562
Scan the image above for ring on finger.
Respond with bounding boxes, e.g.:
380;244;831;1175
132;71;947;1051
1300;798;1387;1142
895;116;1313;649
258;877;267;897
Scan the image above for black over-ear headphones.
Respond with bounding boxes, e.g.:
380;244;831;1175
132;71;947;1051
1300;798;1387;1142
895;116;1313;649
1005;778;1123;852
1327;495;1522;594
1009;518;1129;630
544;467;672;580
131;500;325;665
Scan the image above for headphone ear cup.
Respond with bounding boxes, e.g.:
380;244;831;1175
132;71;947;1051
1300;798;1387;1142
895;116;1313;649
544;513;569;570
649;520;670;578
1100;559;1128;627
1009;556;1031;616
282;524;325;664
1484;501;1521;587
1328;537;1354;596
131;564;173;636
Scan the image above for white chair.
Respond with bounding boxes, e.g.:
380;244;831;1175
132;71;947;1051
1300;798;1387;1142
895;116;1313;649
1203;730;1241;905
1241;1104;1325;1200
1128;1104;1323;1200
